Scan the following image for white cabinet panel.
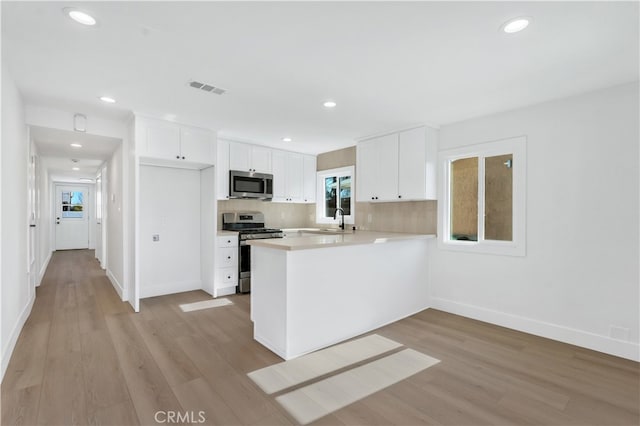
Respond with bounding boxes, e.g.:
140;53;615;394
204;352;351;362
251;146;273;173
181;127;214;164
398;126;427;200
217;247;237;267
356;137;381;201
217;139;230;200
286;152;304;202
303;155;316;203
229;142;252;171
144;120;181;160
356;134;398;201
376;134;399;201
272;150;287;201
229;142;272;173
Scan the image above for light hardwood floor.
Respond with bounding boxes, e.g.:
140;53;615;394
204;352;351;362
2;249;639;425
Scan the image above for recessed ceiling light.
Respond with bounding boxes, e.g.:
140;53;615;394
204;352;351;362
64;8;97;26
282;137;292;142
99;96;116;103
70;143;82;148
72;167;80;171
502;17;530;34
323;100;337;108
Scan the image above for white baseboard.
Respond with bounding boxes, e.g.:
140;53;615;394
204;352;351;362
213;286;236;298
430;297;640;362
140;280;202;299
36;251;52;287
1;292;36;382
107;269;124;300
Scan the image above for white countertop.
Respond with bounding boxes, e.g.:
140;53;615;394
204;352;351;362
248;230;435;251
217;230;239;236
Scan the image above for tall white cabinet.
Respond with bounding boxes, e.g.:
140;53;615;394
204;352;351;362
356;126;437;202
134;115;218;302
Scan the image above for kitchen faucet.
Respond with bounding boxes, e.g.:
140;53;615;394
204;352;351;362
333;208;345;230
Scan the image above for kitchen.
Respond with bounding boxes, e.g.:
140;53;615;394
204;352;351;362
1;2;638;425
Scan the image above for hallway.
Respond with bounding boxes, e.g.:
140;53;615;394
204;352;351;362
0;249;288;425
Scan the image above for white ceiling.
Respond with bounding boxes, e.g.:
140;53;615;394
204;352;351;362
31;126;120;182
3;1;639;155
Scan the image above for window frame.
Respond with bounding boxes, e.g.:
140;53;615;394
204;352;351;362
316;166;355;225
438;136;527;256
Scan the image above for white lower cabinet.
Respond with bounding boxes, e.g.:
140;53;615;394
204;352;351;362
215;233;238;297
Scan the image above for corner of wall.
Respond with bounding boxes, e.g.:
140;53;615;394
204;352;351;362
0;292;35;382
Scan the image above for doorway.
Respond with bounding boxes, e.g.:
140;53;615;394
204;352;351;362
54;184;90;250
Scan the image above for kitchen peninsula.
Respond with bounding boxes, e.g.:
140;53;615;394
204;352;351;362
249;231;434;360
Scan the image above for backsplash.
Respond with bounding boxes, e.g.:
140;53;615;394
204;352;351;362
217;199;314;230
355;200;437;234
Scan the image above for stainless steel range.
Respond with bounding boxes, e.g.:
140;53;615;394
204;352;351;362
222;212;283;293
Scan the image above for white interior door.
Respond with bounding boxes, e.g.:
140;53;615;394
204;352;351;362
95;174;103;263
28;151;37;290
55;185;89;250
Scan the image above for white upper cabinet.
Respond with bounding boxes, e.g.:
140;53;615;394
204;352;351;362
136;116;215;169
180;127;215;164
356;126;438;202
229;142;272;173
302;155;316;203
217;138;230;200
272;150;306;203
398;126;437;200
356;133;399;201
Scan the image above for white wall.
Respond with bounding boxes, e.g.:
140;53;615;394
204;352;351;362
36;156;51;285
106;144;125;298
1;64;32;379
139;165;201;298
430;82;640;361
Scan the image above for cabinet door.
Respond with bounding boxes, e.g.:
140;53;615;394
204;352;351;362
180;127;214;164
251;146;272;173
356;139;377;202
286;153;304;202
229;142;252;171
217;139;230;200
303;155;317;203
398;127;426;200
375;134;400;201
271;150;288;202
145;120;181;160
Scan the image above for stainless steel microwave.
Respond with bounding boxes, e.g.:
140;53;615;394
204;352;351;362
229;170;273;200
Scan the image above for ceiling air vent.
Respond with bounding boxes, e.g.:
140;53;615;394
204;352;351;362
188;80;226;95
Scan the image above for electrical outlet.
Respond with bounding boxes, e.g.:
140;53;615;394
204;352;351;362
152;234;160;242
367;213;373;223
609;325;629;340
